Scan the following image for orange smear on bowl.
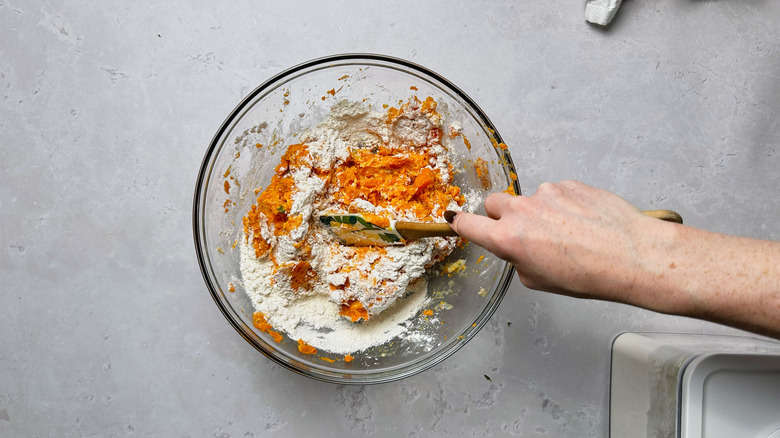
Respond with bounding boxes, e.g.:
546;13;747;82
297;339;317;355
252;311;283;343
474;158;491;190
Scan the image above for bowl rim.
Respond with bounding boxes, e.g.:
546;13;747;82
193;53;520;384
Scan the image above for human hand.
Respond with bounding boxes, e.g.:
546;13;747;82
447;180;669;301
448;180;780;338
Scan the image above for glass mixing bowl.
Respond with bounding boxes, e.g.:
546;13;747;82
193;54;520;384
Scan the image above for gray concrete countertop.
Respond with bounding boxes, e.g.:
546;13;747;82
2;1;778;436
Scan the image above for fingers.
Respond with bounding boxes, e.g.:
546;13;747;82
484;192;516;220
448;180;601;267
447;211;503;254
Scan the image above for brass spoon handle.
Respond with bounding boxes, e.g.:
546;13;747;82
396;209;683;241
395;222;457;240
641;210;683;224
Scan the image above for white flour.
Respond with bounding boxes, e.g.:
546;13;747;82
239;97;466;354
241;245;431;354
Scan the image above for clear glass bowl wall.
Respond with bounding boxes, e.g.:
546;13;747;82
193;54;520;384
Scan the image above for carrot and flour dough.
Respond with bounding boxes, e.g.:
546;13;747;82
240;96;465;354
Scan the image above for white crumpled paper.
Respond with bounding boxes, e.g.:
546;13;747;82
585;0;623;26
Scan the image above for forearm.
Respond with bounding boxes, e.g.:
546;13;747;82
625;221;780;338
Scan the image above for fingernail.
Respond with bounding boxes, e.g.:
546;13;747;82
443;210;456;223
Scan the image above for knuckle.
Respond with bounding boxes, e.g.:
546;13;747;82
538;181;567;197
537;181;555;193
484;192;503;208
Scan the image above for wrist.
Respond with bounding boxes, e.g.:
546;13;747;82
620;217;690;314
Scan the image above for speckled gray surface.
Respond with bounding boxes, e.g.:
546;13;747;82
2;1;778;436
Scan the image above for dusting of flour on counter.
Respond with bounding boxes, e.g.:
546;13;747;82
240;96;466;354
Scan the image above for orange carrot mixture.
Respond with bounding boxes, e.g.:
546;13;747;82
297;339;317;355
252;311;283;343
243;96;464;324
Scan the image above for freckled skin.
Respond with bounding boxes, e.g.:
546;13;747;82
450;180;780;339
